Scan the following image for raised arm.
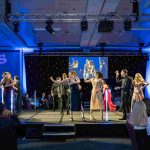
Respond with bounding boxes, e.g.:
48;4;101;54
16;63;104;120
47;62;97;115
50;77;68;84
74;76;80;84
84;78;92;83
142;81;149;89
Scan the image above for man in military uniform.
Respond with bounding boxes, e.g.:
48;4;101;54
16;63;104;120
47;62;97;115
51;77;62;111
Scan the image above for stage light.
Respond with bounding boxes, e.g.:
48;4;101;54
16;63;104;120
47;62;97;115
5;0;11;14
45;19;55;35
132;0;139;22
13;21;20;33
5;0;11;21
132;0;139;14
138;42;145;56
98;19;114;32
124;19;132;31
37;42;43;55
81;17;88;31
100;43;106;56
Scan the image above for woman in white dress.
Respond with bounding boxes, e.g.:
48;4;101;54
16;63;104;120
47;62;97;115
84;72;104;121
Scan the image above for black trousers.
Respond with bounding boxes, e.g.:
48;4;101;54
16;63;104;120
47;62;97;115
61;94;70;113
52;95;60;111
14;93;22;113
121;91;130;118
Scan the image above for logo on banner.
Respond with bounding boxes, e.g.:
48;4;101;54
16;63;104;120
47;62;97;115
0;54;7;64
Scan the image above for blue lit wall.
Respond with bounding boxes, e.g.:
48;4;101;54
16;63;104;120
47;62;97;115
145;56;150;99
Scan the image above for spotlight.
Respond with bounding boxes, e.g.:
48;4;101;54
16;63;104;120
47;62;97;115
5;0;11;21
13;21;20;33
124;19;132;31
100;43;106;56
45;19;55;35
138;43;145;56
132;1;139;14
132;0;139;22
98;19;114;32
5;0;11;14
81;17;88;31
37;43;43;55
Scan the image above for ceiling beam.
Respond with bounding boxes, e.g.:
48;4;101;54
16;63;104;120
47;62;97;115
88;0;121;47
80;0;105;48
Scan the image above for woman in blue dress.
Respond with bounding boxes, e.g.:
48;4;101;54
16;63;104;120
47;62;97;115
50;71;85;121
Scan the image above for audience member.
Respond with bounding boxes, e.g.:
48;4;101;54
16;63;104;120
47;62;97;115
127;101;148;150
0;102;20;150
22;93;31;109
39;92;49;109
142;98;150;147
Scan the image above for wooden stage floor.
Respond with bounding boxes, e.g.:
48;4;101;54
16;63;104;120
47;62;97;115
18;110;126;125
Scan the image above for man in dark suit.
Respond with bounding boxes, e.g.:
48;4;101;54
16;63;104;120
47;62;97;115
61;73;70;115
116;69;132;120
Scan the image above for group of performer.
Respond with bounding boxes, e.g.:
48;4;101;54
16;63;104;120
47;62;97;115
115;69;149;120
50;69;149;121
50;71;116;121
0;69;149;122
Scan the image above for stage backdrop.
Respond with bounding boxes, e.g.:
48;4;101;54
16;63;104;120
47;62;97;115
25;56;68;97
0;51;20;101
25;55;148;100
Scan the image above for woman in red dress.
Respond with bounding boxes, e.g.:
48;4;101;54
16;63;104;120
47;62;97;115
103;82;116;112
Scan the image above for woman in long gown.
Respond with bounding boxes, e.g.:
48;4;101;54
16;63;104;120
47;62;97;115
0;72;14;110
84;72;104;120
131;73;149;112
103;82;116;112
50;71;85;121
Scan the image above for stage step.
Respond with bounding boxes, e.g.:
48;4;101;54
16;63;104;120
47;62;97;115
42;124;76;140
43;124;75;132
43;132;75;136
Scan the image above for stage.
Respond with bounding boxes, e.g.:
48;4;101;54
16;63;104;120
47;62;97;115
18;110;125;125
17;110;129;140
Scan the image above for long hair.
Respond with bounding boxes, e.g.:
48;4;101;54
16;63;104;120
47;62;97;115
2;72;13;82
62;73;67;79
95;72;103;79
132;101;147;126
133;73;144;83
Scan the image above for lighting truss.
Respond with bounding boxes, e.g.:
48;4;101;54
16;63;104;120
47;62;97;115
24;51;147;56
0;13;137;22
